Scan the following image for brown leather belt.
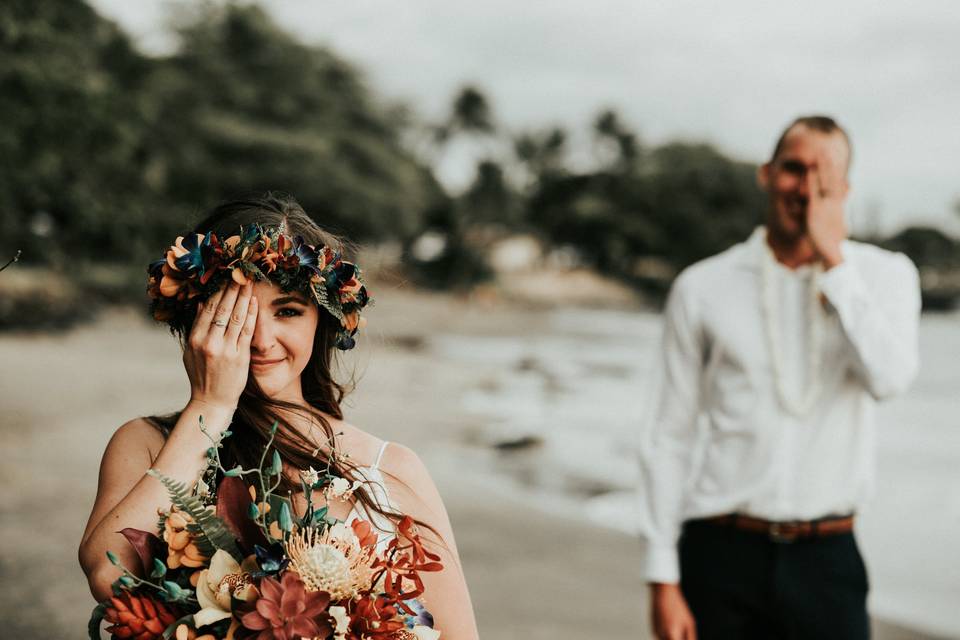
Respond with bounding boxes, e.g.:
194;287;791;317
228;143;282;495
699;514;855;543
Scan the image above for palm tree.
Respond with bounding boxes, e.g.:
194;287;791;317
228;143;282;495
593;109;639;171
434;85;496;144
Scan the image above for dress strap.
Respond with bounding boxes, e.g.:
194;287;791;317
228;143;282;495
372;441;390;471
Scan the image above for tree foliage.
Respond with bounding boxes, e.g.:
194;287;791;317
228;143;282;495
0;0;158;265
0;1;440;273
149;4;440;241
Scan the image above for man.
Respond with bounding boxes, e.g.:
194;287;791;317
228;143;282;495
637;116;920;639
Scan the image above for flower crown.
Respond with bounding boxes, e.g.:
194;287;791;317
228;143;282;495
147;224;371;350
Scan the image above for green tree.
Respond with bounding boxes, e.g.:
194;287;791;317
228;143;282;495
0;0;159;265
527;112;764;283
513;126;567;190
146;4;440;241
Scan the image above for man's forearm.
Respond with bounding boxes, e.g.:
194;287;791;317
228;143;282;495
820;256;920;399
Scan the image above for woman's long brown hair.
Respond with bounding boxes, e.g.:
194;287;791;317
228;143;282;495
146;193;425;538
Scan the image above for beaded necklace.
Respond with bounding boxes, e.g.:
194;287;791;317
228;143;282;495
759;231;824;416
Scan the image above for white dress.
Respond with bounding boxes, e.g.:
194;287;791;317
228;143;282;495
343;440;397;551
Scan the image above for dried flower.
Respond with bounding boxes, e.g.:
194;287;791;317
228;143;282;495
324;477;361;501
300;467;321;487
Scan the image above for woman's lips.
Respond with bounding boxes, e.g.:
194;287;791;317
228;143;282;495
250;358;284;368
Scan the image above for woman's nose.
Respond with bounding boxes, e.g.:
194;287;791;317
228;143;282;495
250;305;275;352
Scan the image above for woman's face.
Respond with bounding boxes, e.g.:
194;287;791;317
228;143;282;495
249;280;320;401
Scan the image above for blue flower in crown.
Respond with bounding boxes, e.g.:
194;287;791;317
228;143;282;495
291;235;322;276
173;232;211;275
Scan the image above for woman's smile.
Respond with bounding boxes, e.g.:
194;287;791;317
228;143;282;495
250;356;285;369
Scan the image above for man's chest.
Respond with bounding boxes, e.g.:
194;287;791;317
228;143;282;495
695;272;851;380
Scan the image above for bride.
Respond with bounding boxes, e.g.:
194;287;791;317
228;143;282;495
78;194;479;639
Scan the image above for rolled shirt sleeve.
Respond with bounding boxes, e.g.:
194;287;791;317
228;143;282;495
819;246;921;400
637;271;705;584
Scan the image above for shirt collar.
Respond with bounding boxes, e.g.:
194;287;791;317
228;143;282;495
745;225;823;276
737;226;768;271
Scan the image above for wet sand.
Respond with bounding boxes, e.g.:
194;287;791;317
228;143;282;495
0;283;945;638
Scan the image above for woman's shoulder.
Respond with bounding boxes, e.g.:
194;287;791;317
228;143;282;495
335;421;423;476
106;416;168;461
331;418;388;468
375;442;443;507
377;441;426;475
316;417;438;501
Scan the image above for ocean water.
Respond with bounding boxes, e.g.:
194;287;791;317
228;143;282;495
433;309;960;638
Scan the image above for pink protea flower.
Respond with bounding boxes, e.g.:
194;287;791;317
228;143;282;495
240;572;332;640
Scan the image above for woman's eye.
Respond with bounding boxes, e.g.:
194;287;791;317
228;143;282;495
276;308;303;318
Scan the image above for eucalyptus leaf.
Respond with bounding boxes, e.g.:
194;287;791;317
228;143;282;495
151;558;167;578
278;501;293;532
162;581;194;603
163;581;184;599
270;450;282;476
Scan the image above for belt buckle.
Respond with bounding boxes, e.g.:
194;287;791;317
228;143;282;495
769;522;798;543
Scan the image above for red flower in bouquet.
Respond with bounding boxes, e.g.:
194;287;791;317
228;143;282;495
347;596;405;640
240;571;332;640
374;517;444;604
351;520;379;550
104;591;178;640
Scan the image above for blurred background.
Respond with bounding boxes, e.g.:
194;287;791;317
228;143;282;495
0;1;957;637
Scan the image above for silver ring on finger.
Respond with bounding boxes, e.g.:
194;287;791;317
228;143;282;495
213;319;228;327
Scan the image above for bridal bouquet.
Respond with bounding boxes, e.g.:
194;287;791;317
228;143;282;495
89;421;442;640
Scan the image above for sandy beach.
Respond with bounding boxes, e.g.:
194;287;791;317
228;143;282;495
0;281;950;639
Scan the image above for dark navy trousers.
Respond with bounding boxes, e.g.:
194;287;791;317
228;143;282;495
679;520;870;640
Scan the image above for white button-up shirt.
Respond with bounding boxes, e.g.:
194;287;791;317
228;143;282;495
637;227;921;584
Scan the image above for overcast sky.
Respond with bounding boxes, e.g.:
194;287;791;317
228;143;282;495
91;0;960;236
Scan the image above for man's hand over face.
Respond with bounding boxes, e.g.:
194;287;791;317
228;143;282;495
804;149;848;269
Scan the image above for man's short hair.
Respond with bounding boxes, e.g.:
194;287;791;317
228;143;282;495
770;115;851;167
